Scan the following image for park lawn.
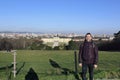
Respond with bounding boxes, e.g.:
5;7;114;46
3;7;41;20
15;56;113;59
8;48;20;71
0;50;120;80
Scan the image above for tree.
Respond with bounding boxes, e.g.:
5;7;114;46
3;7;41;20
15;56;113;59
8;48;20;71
45;46;52;50
66;40;79;50
114;31;120;41
98;31;120;51
0;38;13;51
53;46;60;50
30;40;46;50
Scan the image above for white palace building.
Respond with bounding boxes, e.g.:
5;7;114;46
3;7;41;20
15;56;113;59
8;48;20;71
41;37;72;48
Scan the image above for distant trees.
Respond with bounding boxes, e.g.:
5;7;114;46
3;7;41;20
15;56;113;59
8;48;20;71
114;31;120;41
45;46;52;50
0;38;33;50
53;46;60;50
0;38;13;51
1;30;120;51
30;40;46;50
98;31;120;51
65;40;79;50
0;38;81;50
112;31;120;50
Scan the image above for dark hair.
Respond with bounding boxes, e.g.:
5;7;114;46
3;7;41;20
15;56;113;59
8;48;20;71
85;33;92;37
84;33;93;41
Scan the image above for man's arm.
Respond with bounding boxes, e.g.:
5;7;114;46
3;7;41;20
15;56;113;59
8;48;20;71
94;45;98;68
78;44;83;66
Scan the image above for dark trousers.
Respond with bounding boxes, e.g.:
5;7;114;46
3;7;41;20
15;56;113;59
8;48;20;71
82;63;94;80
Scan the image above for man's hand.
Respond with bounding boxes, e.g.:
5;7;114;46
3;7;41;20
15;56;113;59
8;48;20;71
94;64;98;69
79;63;82;67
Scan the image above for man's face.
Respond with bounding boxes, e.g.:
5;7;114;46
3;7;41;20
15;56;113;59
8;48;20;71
86;34;92;42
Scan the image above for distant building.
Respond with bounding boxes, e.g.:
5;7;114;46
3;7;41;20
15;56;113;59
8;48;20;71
109;36;114;40
41;37;72;47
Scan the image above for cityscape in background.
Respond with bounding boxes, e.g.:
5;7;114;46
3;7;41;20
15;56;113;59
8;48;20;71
0;31;114;48
0;31;114;39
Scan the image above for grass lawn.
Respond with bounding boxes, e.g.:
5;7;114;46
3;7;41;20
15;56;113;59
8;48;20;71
0;50;120;80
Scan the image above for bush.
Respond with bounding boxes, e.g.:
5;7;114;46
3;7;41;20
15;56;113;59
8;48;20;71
45;46;52;50
98;31;120;51
53;46;60;50
66;40;79;50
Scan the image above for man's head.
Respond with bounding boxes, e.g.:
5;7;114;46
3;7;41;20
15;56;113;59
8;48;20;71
85;33;93;42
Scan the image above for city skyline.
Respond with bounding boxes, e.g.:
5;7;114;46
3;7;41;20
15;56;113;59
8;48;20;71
0;0;120;34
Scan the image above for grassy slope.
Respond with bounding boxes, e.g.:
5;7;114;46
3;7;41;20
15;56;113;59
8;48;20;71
0;50;120;80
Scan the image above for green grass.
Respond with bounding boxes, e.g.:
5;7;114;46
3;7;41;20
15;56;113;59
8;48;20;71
0;50;120;80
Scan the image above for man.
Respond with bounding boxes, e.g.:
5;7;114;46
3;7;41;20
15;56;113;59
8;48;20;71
78;33;98;80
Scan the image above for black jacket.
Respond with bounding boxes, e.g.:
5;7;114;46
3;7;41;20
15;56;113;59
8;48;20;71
78;41;98;64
